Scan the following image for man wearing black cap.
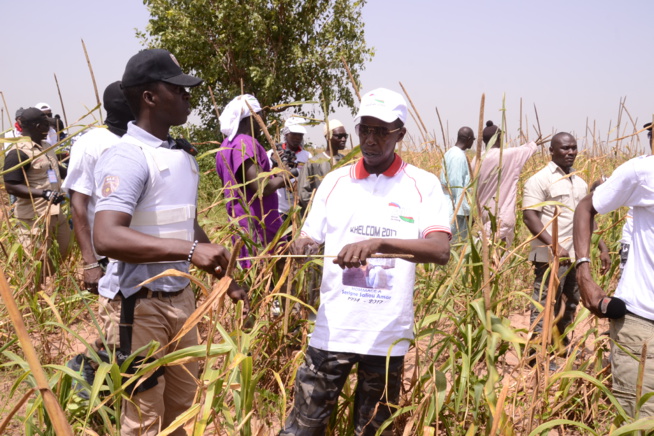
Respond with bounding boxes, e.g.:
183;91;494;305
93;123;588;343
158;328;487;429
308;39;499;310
93;49;247;436
2;107;25;148
3;107;70;283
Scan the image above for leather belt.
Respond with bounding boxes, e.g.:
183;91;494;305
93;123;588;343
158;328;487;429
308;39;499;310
123;287;186;300
626;310;654;323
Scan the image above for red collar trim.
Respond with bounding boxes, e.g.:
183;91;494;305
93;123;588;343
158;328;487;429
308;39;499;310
353;153;404;179
282;142;303;153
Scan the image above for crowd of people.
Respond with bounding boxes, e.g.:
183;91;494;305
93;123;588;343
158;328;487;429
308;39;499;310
2;47;653;434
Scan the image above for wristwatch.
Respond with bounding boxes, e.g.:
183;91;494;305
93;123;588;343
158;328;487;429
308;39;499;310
575;257;591;268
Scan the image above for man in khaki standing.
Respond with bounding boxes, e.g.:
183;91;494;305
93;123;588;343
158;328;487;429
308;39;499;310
3;107;70;281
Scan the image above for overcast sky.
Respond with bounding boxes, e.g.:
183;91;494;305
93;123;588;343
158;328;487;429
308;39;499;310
1;0;651;153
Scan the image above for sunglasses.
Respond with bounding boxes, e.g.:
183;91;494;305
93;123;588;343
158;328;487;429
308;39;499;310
332;133;348;140
355;124;401;139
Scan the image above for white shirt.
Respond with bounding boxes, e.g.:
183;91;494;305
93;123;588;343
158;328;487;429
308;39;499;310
45;127;58;147
302;155;451;356
62;127;122;255
593;155;654;320
523;161;588;262
267;146;312;214
2;129;23;150
620;208;633;245
62;127;122;297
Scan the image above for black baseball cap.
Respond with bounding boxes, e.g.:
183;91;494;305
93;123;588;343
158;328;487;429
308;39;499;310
122;49;203;88
21;107;47;124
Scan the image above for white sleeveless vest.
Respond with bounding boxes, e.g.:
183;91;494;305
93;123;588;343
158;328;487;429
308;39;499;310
122;135;198;244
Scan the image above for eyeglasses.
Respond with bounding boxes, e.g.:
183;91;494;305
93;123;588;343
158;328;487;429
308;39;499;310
332;133;348;140
355;124;401;139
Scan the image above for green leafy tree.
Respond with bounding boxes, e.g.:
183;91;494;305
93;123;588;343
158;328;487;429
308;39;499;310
140;0;373;130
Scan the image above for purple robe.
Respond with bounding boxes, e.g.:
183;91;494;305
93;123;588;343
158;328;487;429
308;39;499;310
215;134;283;267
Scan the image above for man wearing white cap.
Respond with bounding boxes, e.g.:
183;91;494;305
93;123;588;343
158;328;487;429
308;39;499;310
268;117;312;219
297;119;348;211
34;102;60;146
280;88;451;436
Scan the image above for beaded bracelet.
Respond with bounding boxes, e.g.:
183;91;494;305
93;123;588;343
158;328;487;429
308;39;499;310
188;240;199;262
83;262;101;270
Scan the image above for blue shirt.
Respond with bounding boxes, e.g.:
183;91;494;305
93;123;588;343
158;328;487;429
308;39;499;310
439;146;470;217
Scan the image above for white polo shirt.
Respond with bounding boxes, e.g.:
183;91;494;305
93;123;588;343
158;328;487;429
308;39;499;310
593;155;654;320
267;145;312;214
302;154;451;356
523;160;588;262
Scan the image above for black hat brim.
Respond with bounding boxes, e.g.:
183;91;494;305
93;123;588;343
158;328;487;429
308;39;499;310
162;73;203;87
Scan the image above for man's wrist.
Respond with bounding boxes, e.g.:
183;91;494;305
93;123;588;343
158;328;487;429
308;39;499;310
83;262;101;270
575;257;592;268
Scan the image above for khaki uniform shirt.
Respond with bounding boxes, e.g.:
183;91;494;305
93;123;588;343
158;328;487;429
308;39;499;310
523;161;587;262
11;140;62;219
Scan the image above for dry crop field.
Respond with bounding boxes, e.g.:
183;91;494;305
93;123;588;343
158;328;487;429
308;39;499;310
0;105;652;435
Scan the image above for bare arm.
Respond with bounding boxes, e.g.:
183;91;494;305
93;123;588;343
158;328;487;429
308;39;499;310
94;210;230;277
573;193;606;316
334;232;450;269
71;191;96;264
4;182;48;199
523;208;570;262
70;190;104;292
241;159;286;197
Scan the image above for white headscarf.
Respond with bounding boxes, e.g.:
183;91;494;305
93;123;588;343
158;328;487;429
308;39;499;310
219;94;262;141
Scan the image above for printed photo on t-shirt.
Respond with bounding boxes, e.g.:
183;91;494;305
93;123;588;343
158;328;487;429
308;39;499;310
342;258;396;290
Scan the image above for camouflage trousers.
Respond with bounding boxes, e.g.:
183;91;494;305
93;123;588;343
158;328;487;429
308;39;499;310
280;346;404;436
530;262;579;337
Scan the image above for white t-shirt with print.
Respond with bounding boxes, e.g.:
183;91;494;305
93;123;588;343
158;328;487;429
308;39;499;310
593;155;654;320
302;155;451;356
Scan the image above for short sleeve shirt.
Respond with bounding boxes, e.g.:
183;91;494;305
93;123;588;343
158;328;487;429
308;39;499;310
62;127;122;258
94;122;192;297
439;146;471;217
593;155;654;320
523;161;588;262
302;154;451;356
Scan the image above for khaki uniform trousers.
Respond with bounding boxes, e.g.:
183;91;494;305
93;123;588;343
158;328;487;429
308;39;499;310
118;286;198;436
610;313;654;417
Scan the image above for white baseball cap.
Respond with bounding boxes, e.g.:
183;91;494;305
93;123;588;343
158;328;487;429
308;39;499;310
35;102;52;112
353;88;407;125
284;117;307;135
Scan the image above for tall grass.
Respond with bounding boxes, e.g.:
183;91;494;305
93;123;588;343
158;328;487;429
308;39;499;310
0;98;652;435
